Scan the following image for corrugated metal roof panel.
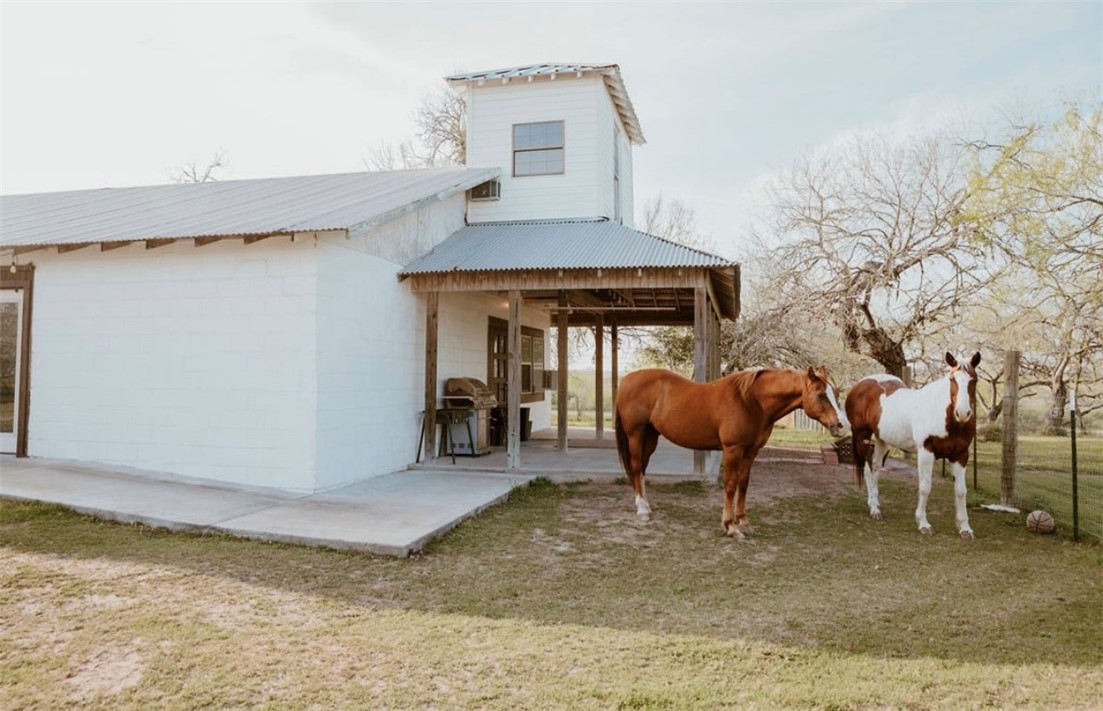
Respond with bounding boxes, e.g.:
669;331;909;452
400;219;735;274
446;63;645;146
0;168;499;247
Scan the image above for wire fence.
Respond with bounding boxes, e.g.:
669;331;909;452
971;352;1101;543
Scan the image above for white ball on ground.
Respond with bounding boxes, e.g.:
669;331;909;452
1026;509;1056;534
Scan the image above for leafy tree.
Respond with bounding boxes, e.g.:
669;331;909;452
963;102;1103;428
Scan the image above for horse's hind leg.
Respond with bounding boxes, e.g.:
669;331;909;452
866;439;889;520
632;425;660;519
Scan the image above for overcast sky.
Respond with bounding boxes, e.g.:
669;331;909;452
2;2;1099;256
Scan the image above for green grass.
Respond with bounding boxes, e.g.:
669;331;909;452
765;426;837;449
3;466;1101;710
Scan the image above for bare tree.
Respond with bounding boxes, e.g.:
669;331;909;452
366;86;466;170
640;194;716;252
751;129;999;382
171;151;227;183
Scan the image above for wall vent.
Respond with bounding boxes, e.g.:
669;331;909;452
468;179;501;202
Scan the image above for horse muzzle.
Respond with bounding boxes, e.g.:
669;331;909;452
829;422;851;438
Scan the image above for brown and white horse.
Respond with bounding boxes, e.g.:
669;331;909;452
844;352;981;539
614;366;850;539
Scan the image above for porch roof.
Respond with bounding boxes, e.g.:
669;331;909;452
399;218;741;323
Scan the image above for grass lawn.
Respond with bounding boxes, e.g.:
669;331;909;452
2;461;1101;710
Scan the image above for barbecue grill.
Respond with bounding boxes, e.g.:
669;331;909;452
441;377;497;456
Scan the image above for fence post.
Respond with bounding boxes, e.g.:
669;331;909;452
1070;391;1079;542
1000;349;1020;507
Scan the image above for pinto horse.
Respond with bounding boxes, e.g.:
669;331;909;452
614;366;850;539
844;352;981;540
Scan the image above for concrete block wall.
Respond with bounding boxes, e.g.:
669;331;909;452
26;238;318;491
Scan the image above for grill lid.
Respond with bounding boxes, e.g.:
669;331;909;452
443;377;498;409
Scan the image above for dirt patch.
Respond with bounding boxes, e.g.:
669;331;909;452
65;642;145;701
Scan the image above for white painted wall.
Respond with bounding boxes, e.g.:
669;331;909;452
313;195;466;491
467;76;612;224
26;238;318;491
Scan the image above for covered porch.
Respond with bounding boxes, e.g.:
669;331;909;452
399;219;741;477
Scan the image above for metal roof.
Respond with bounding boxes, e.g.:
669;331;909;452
0;168;499;248
399;218;734;275
446;63;645;146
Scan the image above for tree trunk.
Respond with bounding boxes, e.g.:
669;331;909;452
1044;356;1069;435
1045;378;1068;435
861;327;908;383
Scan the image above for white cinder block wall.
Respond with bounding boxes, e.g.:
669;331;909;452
27;239;318;490
314;195;466;491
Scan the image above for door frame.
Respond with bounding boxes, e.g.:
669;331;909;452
0;264;34;457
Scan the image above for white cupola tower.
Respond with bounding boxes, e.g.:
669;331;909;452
445;63;646;227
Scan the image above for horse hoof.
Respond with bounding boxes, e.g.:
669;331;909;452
919;526;933;535
725;527;746;540
870;510;883;521
738;524;756;536
960;530;975;541
636;512;651;522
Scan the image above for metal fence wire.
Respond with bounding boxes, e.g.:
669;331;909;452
1008;412;1101;542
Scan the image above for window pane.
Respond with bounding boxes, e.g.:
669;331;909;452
545;149;564;174
522;335;533;362
522;365;533;393
514;124;530;149
546;122;563;146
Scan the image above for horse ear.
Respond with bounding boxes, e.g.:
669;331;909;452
817;365;828;380
806;366;819;383
970;352;981;368
945;352;958;368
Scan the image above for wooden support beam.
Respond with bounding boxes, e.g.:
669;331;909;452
57;243;93;254
595;315;604;440
1001;349;1020;506
145;239;174;250
101;241;133;252
194;236;223;247
507;290;522;469
557;291;569;452
611;319;619;427
424;292;439;461
693;286;708;477
244;235;275;245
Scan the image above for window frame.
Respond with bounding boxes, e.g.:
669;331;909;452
512;120;566;177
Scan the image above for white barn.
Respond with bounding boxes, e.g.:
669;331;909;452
0;63;739;493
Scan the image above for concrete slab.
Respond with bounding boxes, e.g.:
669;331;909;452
0;456;533;557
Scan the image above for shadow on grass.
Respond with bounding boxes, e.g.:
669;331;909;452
3;463;1101;670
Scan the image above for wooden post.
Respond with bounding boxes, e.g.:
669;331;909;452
424;292;439;461
508;290;522;469
611;319;619;424
1000;349;1020;506
595;315;604;440
693;286;708;476
557;292;569;452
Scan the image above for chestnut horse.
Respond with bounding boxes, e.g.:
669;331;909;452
844;352;980;540
614;367;850;539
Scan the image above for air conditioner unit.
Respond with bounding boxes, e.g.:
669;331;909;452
468;180;501;202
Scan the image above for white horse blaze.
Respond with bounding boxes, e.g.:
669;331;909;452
826;385;850;435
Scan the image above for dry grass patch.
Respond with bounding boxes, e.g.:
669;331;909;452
2;460;1101;709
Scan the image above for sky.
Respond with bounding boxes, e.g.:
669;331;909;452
2;1;1100;258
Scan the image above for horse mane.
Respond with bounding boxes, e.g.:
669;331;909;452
728;368;766;400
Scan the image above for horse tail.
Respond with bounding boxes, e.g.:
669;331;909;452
851;432;866;489
615;406;630;476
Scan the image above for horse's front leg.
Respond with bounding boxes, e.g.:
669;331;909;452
950;460;974;540
915;448;935;534
720;447;746;539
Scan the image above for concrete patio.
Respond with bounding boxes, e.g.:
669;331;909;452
0;429;823;557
